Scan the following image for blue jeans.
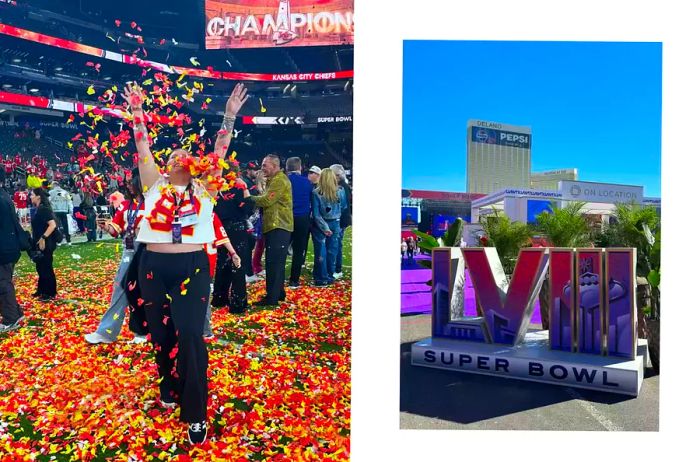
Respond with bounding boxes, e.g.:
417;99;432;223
311;220;340;284
335;227;346;273
96;246;137;341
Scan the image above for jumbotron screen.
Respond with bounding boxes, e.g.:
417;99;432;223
205;0;354;49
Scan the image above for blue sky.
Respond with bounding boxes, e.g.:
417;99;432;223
402;41;662;198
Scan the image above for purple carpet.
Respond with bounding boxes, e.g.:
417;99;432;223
400;264;542;325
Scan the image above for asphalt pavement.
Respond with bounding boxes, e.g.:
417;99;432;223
400;314;659;431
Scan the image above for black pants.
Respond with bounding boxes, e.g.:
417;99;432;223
35;250;56;296
289;215;310;284
213;224;249;310
138;250;211;423
0;262;23;324
264;229;291;303
55;212;70;243
245;234;256;277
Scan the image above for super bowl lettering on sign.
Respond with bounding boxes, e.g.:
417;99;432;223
413;246;646;396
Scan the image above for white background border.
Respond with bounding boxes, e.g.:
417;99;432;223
353;0;699;460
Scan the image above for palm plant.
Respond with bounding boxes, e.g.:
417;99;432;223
596;203;660;312
534;201;593;329
595;202;661;371
414;218;465;275
535;201;592;247
478;208;533;275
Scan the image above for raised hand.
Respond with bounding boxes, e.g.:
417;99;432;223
121;83;146;112
225;83;249;117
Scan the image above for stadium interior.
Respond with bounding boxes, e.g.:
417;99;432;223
0;0;353;179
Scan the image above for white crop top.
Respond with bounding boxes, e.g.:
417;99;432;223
136;176;215;244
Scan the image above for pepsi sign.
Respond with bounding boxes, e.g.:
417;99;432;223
471;126;531;149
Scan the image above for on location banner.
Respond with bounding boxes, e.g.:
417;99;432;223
205;0;354;49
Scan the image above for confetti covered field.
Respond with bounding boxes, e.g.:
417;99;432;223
0;231;351;461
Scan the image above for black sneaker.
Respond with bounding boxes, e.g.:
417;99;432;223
228;304;249;314
210;296;227;308
188;421;208;444
253;299;278;307
288;281;300;289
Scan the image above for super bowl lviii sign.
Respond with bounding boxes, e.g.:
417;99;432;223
412;247;647;396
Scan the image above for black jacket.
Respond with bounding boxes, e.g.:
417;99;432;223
0;189;21;264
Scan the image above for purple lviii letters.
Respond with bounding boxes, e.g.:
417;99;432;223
432;247;637;358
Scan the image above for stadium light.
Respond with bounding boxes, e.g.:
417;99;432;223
12;58;22;63
1;84;12;88
103;76;112;81
54;66;63;71
29;88;39;93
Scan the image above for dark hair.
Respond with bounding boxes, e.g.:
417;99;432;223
31;188;52;209
126;168;143;201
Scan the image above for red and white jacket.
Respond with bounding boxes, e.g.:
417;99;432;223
206;213;231;277
108;199;145;238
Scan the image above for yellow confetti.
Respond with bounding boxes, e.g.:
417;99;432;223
87;85;95;95
259;98;267;113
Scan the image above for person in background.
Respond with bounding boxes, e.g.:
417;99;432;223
250;154;293;306
308;165;321;186
29;188;58;301
204;212;241;338
241;160;259;279
12;185;30;228
401;238;408;266
95;192;108;239
241;160;259;189
0;169;25;333
310;169;347;286
85;168;147;345
71;187;85;233
49;181;72;246
330;164;351;279
286;157;313;289
211;170;253;314
250;171;267;279
406;236;416;265
81;194;97;242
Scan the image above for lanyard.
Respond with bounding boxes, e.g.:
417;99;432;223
125;199;142;234
172;183;192;220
